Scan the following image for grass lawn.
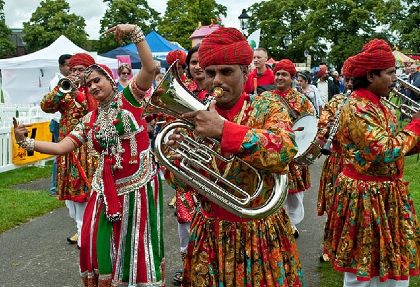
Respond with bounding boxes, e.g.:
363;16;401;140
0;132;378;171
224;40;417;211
0;163;63;233
319;154;420;286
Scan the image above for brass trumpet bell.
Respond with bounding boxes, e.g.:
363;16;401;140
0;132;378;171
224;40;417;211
57;77;79;94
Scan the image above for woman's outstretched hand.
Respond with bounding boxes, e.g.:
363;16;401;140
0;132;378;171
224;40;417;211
104;24;138;43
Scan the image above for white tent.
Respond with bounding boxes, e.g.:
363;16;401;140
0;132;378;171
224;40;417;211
0;35;118;105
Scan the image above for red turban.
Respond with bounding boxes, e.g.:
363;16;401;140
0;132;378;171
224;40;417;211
198;27;253;69
343;39;395;78
273;59;296;78
341;58;352;77
69;53;95;68
166;50;187;66
317;64;328;78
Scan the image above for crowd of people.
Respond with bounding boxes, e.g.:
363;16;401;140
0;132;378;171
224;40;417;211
12;22;420;287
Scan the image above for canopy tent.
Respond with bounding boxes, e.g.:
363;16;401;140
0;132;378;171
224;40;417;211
393;50;415;67
0;35;118;105
101;31;186;69
266;58;277;65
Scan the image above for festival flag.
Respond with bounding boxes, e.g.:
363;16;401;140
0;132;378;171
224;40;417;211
247;29;261;50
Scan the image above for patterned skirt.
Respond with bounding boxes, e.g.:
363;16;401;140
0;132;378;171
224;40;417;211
324;172;420;281
288;162;311;194
182;208;305;287
316;153;344;216
80;175;164;287
56;146;97;202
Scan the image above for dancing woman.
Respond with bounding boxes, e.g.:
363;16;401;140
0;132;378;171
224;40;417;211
14;24;164;287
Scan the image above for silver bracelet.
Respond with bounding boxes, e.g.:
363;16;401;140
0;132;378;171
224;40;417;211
17;137;35;152
130;26;145;44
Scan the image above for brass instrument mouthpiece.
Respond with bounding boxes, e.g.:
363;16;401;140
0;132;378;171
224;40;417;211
213;87;224;97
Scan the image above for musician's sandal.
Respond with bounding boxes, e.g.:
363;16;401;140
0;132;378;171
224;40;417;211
173;270;183;285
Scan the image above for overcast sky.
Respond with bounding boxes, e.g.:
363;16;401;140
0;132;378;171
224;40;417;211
4;0;263;40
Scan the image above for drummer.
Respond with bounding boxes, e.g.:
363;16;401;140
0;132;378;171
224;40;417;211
264;59;315;237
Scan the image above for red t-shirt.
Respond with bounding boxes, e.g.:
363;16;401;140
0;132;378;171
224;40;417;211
243;67;275;94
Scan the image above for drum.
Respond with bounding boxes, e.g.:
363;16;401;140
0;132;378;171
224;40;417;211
292;114;321;165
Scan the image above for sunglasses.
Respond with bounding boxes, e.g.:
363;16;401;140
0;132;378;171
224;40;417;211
121;72;130;75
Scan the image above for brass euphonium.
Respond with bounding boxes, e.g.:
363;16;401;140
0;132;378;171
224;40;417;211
145;61;288;219
381;77;420;119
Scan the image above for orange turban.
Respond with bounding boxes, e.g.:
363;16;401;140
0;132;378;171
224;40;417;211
273;59;297;78
198;27;253;69
166;50;187;66
69;53;95;68
343;39;395;78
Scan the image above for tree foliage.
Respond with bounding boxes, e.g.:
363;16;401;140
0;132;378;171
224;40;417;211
246;0;418;69
97;0;160;53
0;0;15;58
157;0;227;49
22;0;88;53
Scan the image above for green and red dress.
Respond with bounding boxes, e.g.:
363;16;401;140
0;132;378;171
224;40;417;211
69;85;164;287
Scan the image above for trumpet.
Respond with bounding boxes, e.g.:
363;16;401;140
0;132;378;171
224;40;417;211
57;77;80;93
381;78;420;118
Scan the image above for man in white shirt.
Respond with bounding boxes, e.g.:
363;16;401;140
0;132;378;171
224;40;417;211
315;64;340;103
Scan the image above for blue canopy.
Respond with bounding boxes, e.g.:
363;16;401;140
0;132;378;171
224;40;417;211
101;31;186;69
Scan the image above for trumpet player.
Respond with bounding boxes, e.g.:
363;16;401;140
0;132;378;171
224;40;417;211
323;39;420;287
316;66;353;263
166;27;305;287
40;53;98;248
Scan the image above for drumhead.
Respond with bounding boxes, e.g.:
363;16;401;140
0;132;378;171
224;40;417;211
292;114;318;158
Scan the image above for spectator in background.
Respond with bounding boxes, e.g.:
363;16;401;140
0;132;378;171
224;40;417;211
408;63;419;102
297;71;324;117
243;47;275;95
47;54;71;196
116;63;132;92
315;64;340;103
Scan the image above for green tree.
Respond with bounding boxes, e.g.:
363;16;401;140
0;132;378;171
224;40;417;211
305;0;393;68
0;0;15;58
247;0;408;69
22;0;88;53
158;0;227;49
247;0;320;63
97;0;160;53
378;0;419;52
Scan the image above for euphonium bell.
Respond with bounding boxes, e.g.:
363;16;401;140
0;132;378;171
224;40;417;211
145;61;288;219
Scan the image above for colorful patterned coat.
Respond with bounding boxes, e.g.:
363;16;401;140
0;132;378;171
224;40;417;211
269;88;315;193
324;88;420;281
316;93;347;215
40;86;97;202
69;85;164;287
182;92;305;287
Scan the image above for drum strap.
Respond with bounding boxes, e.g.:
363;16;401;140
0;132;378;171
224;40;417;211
277;95;298;120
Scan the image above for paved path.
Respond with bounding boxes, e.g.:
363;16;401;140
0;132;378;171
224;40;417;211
0;158;325;287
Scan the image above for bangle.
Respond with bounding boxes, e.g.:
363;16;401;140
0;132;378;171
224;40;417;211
17;137;35;152
130;26;145;44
